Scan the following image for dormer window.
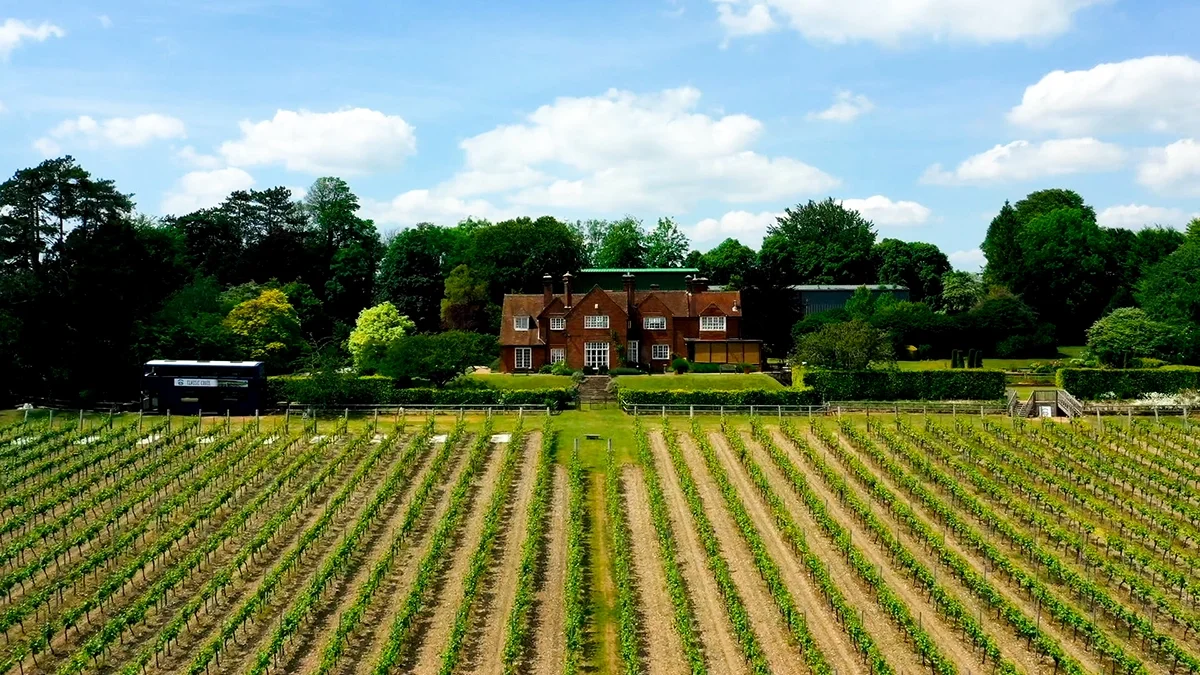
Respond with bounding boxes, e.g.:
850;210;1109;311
514;316;531;331
700;316;726;332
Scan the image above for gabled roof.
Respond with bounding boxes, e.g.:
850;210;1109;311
500;287;743;345
499;295;546;346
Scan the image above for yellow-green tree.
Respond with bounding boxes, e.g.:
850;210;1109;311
224;288;305;369
347;301;415;373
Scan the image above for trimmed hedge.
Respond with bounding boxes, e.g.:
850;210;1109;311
804;369;1006;401
617;388;821;407
267;375;577;409
1056;367;1200;400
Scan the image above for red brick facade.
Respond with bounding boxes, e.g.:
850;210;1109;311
498;272;760;372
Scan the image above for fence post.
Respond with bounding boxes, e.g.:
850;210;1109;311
285;406;290;433
1154;406;1159;423
256;409;260;433
49;409;54;429
373;408;378;429
634;405;638;417
690;405;694;419
720;405;725;417
79;409;84;430
23;408;28;424
662;405;666;419
750;405;755;418
138;410;143;432
980;405;985;419
164;409;168;432
227;409;231;432
344;408;349;423
778;405;782;421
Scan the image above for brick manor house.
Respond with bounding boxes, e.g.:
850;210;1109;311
498;269;762;373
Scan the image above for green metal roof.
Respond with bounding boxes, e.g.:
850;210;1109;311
579;268;700;273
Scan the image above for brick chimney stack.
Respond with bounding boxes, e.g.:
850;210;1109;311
563;272;573;308
622;273;635;312
542;274;554;307
694;276;709;293
685;274;694;294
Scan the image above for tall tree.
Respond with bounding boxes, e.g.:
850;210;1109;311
440;264;492;331
466;216;585;299
1013;188;1096;226
700;238;756;287
980;201;1022;287
593;217;646;268
644;217;689;267
377;223;464;332
1014;207;1115;341
873;238;950;302
938;271;982;314
758;198;877;285
1137;240;1200;329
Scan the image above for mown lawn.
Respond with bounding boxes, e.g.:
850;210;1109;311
613;373;783;391
894;346;1085;372
467;373;575;389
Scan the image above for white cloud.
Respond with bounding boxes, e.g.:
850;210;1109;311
286;185;308;201
949;248;985;271
716;1;777;38
921;138;1124;185
176;145;223;169
98;15;112;28
363;190;506;226
0;19;65;59
1009;56;1200;135
691;210;780;247
439;86;837;214
1097;204;1199;230
808;90;874;123
841;195;931;225
1137;139;1200;197
161;168;254;214
218;108;416;175
35;114;186;154
715;0;1100;44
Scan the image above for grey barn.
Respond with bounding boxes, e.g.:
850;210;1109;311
789;284;909;316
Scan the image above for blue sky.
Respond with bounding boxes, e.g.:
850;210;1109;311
3;0;1200;269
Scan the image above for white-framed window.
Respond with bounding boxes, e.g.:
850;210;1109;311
550;316;565;331
513;316;531;331
515;347;532;370
652;344;670;360
627;340;639;362
700;316;726;332
551;348;565;364
584;342;610;368
643;316;666;330
584;315;609;329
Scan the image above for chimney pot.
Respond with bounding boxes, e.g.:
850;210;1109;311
563;272;573;308
543;274;554;307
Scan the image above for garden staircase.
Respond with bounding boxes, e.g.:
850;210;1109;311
578;375;614;404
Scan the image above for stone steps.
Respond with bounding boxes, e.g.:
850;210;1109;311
578;375;614;403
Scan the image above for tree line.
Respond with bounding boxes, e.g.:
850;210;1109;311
0;156;1196;403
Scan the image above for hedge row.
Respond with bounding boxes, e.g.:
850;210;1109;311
617;388;822;407
803;370;1006;401
1056;367;1200;400
266;376;577;409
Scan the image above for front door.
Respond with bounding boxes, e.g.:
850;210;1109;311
584;341;610;369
